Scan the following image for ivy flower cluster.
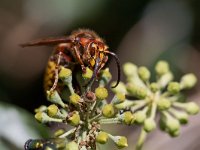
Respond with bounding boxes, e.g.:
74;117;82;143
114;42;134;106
25;60;199;150
29;67;130;150
112;60;199;149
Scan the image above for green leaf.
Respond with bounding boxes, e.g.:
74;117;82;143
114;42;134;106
0;102;49;150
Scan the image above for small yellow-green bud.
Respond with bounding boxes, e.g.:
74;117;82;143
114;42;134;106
157;98;171;111
59;67;72;79
123;62;137;77
167;82;180;94
185;102;199;115
112;93;125;104
34;105;47;113
111;82;127;94
102;104;115;118
135;111;147;124
96;131;109;144
59;67;72;85
47;104;59;117
150;82;159;92
47;90;65;108
144;118;156;132
65;141;79;150
138;66;150;81
126;83;147;99
54;129;65;137
180;73;197;89
136;87;147;99
122;111;135;125
169;129;180;137
113;136;128;149
161;112;180;133
68;112;80;126
165;117;180;133
99;68;112;86
69;93;81;106
116;93;125;101
82;67;93;79
35;112;62;123
95;87;108;100
35;112;43;123
155;60;169;75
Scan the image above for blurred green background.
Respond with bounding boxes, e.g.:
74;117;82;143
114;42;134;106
0;0;200;149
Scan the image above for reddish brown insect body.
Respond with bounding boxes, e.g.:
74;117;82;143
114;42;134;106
21;29;120;93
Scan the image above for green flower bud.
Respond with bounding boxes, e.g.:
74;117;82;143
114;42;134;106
135;111;147;124
126;83;147;99
47;104;59;117
47;104;66;119
109;135;128;149
167;82;180;94
123;62;137;77
138;66;150;81
180;73;197;89
157;98;171;111
82;67;93;80
35;112;43;123
144;118;156;132
47;90;65;108
34;105;47;113
165;115;180;133
35;112;63;123
68;112;80;126
150;82;159;93
111;82;127;94
96;131;109;144
121;111;135;125
169;129;180;137
186;102;199;115
59;67;72;85
95;87;108;100
102;104;115;118
65;141;79;150
115;136;128;149
112;93;125;104
69;93;81;106
99;68;112;86
155;60;170;75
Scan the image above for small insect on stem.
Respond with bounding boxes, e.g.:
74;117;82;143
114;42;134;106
21;29;121;92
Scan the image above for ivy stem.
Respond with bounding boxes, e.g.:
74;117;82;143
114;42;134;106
67;83;75;94
89;113;102;123
59;128;76;138
115;100;146;110
150;101;157;120
172;102;187;109
98;118;120;124
135;129;147;150
90;101;101;117
131;101;147;112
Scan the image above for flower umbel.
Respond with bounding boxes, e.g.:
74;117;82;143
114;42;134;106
112;60;199;150
26;60;199;150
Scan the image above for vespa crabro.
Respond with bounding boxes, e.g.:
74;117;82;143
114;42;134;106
21;29;120;93
24;138;67;150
